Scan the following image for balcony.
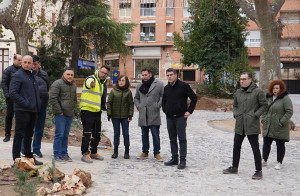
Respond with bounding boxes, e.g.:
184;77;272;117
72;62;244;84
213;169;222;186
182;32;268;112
140;32;155;41
140;8;156;17
166;8;174;17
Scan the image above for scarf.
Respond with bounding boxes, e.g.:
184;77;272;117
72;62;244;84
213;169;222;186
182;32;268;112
139;76;154;94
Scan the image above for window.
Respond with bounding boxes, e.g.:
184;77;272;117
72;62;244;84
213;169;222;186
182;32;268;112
134;59;159;78
120;22;132;42
183;0;191;17
183;21;190;40
0;49;9;76
140;23;155;41
120;0;131;18
140;0;156;17
105;59;119;79
280;12;300;24
244;31;261;47
166;0;174;17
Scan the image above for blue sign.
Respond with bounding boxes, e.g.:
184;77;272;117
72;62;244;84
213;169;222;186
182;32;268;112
112;70;120;84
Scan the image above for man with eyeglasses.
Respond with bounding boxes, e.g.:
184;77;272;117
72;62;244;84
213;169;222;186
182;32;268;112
79;65;110;163
162;68;197;169
223;72;267;180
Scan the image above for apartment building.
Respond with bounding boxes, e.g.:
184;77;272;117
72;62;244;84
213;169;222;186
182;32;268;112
246;0;300;93
105;0;205;83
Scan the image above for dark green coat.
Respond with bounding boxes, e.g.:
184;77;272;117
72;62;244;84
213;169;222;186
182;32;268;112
262;92;293;141
50;78;77;117
233;82;268;135
107;87;134;119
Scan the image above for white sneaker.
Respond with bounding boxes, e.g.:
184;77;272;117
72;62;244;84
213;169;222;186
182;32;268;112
274;162;282;170
262;159;268;166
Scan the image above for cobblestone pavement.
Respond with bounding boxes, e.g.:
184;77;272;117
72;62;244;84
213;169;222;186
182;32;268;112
1;110;299;196
88;110;300;196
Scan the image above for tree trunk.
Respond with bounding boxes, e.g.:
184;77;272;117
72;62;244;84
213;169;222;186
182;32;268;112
70;15;80;70
259;26;281;92
15;30;29;56
255;0;283;92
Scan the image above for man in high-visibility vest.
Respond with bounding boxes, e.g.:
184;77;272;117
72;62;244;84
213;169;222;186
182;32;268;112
80;65;110;163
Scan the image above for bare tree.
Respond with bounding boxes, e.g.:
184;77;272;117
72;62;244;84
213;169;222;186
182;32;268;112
0;0;32;55
236;0;285;91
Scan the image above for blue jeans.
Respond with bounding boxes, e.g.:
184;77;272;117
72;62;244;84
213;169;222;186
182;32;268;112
112;118;130;147
141;125;160;155
53;115;73;158
32;106;47;154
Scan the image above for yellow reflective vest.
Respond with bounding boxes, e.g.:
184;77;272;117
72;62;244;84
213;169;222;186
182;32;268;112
79;73;105;112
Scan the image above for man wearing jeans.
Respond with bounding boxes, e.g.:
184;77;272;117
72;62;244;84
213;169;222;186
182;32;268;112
134;67;164;161
162;68;197;169
50;67;77;162
223;72;267;180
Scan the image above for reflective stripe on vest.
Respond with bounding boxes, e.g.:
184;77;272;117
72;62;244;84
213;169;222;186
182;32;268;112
80;99;101;107
81;89;102;96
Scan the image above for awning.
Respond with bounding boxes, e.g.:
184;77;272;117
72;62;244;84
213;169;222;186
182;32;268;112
132;47;161;59
104;54;120;61
140;0;156;3
140;20;156;24
119;0;131;3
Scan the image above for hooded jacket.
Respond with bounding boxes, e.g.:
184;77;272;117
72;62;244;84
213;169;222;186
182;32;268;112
262;92;293;141
233;82;268;135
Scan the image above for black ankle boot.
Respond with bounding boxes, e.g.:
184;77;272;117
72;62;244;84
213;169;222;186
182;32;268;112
164;158;178;166
124;147;129;159
177;160;186;169
112;147;118;159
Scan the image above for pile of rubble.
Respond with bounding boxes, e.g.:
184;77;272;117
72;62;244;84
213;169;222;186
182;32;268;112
13;158;92;195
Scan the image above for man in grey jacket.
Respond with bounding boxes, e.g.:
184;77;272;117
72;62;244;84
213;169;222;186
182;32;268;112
134;67;164;161
223;72;267;180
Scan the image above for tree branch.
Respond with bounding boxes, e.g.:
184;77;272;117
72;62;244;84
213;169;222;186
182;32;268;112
18;0;31;25
235;0;256;22
270;0;285;17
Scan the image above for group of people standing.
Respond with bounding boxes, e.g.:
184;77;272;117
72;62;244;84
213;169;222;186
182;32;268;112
223;72;293;180
2;56;294;176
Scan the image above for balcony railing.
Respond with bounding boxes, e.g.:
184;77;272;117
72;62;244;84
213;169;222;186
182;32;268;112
140;7;156;17
140;32;155;41
166;8;174;17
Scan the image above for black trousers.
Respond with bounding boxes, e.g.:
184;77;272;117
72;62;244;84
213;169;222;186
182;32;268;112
232;133;262;171
263;136;286;164
166;116;187;161
12;111;37;160
5;98;14;137
80;110;101;155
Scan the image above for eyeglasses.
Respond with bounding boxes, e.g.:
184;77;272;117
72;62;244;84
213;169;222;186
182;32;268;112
100;71;108;76
240;78;247;81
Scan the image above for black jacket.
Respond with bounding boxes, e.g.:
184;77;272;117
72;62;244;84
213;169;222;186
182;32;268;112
162;79;197;118
35;68;50;107
1;64;21;99
9;68;41;112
